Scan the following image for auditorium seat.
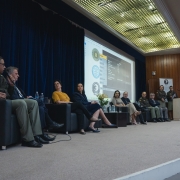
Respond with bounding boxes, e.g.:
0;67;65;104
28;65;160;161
45;103;102;134
0;100;21;150
142;109;151;122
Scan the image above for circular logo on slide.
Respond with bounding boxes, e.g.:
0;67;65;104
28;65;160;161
92;65;100;79
92;48;100;61
92;82;100;95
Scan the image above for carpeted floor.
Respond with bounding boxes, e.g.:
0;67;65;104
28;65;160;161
1;121;180;180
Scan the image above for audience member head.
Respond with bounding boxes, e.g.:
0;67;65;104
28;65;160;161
113;90;120;98
76;83;85;94
142;92;146;98
6;66;19;82
169;86;173;91
159;85;164;91
123;91;128;98
54;80;62;91
0;56;5;74
150;93;155;99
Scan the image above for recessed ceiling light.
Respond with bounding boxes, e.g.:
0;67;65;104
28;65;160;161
149;5;153;10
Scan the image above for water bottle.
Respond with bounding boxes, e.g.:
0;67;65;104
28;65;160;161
109;105;112;112
35;91;39;99
40;93;44;102
112;105;115;112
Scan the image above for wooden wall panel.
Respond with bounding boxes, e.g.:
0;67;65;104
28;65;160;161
146;54;180;98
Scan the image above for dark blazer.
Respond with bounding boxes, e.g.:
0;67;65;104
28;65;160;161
121;97;131;105
0;75;10;98
73;92;91;107
149;99;160;107
8;84;26;100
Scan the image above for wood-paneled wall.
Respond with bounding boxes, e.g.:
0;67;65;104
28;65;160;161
146;54;180;98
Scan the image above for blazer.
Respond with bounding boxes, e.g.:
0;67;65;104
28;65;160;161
121;97;131;105
73;92;91;107
149;99;160;107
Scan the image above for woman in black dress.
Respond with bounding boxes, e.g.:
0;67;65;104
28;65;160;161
73;83;115;132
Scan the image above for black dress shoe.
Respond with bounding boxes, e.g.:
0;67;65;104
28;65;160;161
39;133;56;141
34;135;49;144
21;140;43;148
141;122;147;125
152;119;157;123
157;118;162;122
48;122;64;130
164;118;171;122
87;127;100;133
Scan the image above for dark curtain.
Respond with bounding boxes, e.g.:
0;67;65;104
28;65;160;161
0;0;84;98
135;59;146;100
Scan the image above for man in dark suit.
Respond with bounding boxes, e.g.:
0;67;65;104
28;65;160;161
6;66;64;144
121;91;147;125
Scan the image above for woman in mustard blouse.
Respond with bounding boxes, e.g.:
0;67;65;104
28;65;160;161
52;80;100;135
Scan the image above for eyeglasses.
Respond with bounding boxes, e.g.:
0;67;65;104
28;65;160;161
0;63;5;67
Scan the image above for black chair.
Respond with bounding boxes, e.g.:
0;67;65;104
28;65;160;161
45;103;102;134
0;99;21;150
142;109;151;122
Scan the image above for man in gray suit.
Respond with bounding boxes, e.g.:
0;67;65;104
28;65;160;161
0;56;43;148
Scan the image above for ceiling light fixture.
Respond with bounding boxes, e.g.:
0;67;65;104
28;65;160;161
98;0;119;7
72;0;180;53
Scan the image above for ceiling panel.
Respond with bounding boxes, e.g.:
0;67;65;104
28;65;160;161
68;0;180;53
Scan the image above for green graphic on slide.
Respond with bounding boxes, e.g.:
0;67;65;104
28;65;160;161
92;48;100;61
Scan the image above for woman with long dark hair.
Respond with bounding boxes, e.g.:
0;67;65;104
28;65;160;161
73;83;116;132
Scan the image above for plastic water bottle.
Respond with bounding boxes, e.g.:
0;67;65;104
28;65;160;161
112;105;115;112
40;93;44;101
109;106;112;112
35;91;39;99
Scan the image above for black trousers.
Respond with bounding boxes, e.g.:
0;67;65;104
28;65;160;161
70;102;92;130
39;104;54;129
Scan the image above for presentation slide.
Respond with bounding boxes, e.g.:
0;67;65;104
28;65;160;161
84;35;135;102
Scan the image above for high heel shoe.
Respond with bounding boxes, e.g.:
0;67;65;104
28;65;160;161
102;124;117;128
79;130;86;135
87;127;100;133
135;111;141;116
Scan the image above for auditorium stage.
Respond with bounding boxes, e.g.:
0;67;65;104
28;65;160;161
1;121;180;180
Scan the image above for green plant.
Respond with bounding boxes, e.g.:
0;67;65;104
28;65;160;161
97;93;108;107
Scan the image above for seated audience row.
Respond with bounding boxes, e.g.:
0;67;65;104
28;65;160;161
0;56;177;149
0;57;100;148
